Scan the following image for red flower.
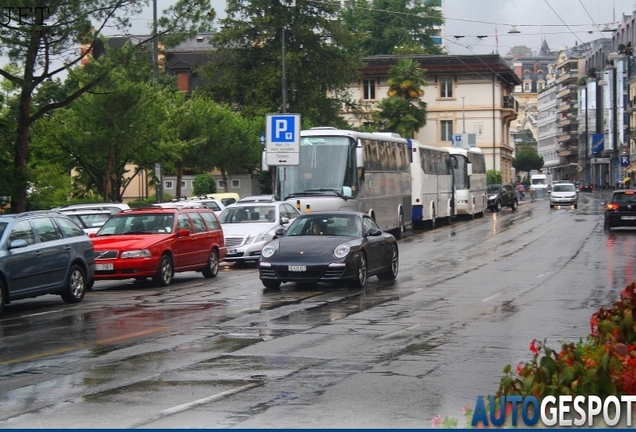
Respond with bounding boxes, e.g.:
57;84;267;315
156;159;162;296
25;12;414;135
516;362;524;375
529;340;539;356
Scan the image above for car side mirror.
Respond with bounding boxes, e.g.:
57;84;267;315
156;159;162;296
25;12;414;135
177;228;191;237
366;228;382;237
8;239;29;249
281;217;290;225
89;232;96;238
275;228;286;237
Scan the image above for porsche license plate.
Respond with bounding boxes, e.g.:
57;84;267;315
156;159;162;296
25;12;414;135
95;263;114;271
288;265;306;272
622;216;636;220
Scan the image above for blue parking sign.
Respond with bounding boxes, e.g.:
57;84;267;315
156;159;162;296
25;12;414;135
265;113;301;166
621;155;630;167
266;114;300;146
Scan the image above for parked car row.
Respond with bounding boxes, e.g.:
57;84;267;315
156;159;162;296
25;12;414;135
0;195;404;315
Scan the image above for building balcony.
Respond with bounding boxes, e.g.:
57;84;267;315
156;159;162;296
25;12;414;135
557;133;573;143
557;86;575;99
557;102;573;113
556;72;576;85
558;147;578;157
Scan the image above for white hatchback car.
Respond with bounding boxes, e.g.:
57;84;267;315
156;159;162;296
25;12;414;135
549;182;579;209
218;201;300;265
58;209;113;235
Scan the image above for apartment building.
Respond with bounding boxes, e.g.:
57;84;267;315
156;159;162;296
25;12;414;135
343;54;521;182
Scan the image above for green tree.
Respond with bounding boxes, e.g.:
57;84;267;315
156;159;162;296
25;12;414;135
341;0;445;56
513;149;544;174
193;174;217;196
373;58;427;138
33;69;172;202
0;0;213;213
198;0;362;126
487;170;502;184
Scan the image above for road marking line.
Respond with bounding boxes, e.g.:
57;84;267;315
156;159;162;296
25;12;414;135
160;382;262;416
481;292;501;302
377;323;423;340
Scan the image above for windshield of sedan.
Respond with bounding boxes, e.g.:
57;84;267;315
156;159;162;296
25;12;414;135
285;215;360;237
96;214;174;235
487;185;501;194
219;205;276;223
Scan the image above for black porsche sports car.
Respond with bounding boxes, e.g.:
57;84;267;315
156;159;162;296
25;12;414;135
258;211;399;290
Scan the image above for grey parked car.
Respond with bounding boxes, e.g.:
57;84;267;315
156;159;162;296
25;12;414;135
0;211;96;316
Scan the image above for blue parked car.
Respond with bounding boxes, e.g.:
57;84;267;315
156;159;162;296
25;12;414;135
0;211;95;316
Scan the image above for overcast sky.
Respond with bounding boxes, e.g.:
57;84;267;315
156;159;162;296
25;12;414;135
135;0;636;57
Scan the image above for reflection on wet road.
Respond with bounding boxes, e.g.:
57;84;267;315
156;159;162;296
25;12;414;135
0;191;632;427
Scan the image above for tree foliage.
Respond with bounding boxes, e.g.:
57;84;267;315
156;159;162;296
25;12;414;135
513;149;544;174
373;58;427;138
0;0;213;212
32;68;172;202
198;0;362;126
193;174;217;196
340;0;445;56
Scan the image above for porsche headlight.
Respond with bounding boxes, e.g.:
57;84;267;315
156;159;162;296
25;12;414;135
120;249;152;259
333;243;350;259
488;194;498;200
262;244;276;258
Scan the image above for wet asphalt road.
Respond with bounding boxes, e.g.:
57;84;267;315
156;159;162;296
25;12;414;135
0;190;631;428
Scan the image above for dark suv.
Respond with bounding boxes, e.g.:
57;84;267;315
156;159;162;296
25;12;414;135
487;183;519;212
0;211;96;316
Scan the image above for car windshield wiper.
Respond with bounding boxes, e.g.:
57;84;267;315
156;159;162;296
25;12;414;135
284;189;347;200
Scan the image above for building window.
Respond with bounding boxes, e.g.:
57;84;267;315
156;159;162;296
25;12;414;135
523;81;531;92
441;120;453;141
440;77;453;98
537;80;545;91
231;179;240;188
181;180;186;188
218;180;225;188
164;181;174;189
363;80;376;100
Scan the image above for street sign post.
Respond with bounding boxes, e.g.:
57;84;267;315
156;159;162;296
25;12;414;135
265;113;301;166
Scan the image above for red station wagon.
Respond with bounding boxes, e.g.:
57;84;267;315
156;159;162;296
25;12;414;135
90;206;226;286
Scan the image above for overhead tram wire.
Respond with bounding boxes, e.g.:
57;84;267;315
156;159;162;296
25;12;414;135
576;0;611;42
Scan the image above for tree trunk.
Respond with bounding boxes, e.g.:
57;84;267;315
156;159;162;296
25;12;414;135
13;92;31;213
176;160;184;198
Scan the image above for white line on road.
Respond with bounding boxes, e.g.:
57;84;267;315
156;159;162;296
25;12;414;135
160;382;262;415
480;292;502;302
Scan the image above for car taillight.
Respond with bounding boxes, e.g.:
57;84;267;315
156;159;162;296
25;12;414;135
606;203;619;210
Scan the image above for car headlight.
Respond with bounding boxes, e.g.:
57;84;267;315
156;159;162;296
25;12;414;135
120;249;152;259
488;194;497;200
333;243;350;259
254;231;273;243
262;244;276;258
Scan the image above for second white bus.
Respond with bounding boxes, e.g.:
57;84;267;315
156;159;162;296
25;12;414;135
446;146;487;219
410;141;454;229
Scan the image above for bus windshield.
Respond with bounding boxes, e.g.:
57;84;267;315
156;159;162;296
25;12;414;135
276;136;357;200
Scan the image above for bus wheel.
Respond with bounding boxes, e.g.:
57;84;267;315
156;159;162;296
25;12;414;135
394;211;404;240
427;208;436;230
